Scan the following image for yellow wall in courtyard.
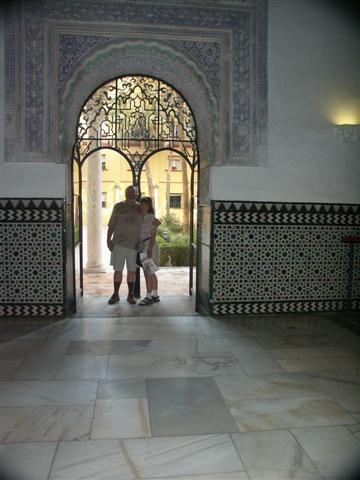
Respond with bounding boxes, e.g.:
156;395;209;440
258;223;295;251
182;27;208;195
75;149;197;227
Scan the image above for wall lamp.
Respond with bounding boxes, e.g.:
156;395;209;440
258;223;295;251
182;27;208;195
334;124;360;143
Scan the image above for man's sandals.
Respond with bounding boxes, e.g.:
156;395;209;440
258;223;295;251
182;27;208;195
108;294;119;305
127;296;137;305
108;294;136;305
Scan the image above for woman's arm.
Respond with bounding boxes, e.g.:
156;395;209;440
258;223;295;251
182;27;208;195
147;223;158;258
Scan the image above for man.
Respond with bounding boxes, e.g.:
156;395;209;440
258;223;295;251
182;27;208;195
107;185;160;305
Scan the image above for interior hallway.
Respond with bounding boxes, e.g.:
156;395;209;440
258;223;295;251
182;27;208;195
1;313;360;479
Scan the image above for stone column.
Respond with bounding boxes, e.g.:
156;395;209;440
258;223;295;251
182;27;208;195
85;151;105;273
154;185;159;214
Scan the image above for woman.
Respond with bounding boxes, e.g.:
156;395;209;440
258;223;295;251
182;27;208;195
138;197;160;305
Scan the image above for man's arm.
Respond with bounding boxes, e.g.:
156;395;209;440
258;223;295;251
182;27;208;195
107;225;114;251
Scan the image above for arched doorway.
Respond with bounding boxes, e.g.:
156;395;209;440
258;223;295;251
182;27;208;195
72;75;199;308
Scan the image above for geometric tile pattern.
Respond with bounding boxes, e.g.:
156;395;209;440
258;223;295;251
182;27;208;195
0;199;65;317
211;201;360;315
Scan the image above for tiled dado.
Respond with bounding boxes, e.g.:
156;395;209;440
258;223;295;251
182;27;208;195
0;199;65;317
210;201;360;315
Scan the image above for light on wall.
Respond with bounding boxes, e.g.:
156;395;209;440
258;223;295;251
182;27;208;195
330;104;360;143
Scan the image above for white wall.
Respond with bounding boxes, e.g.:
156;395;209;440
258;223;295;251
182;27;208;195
1;163;66;197
211;0;360;203
0;9;5;196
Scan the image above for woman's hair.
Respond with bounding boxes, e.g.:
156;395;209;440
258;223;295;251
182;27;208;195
140;196;155;214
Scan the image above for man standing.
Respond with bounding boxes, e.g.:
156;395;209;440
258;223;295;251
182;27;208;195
107;185;143;305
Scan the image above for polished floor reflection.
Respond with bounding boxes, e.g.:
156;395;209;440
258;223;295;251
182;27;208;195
1;313;360;479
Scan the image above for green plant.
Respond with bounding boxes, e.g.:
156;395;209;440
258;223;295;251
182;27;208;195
160;213;183;233
156;232;191;266
159;244;189;266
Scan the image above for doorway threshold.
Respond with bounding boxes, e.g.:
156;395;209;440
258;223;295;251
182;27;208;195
73;295;197;317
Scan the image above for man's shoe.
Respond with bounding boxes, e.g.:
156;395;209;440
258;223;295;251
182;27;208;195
108;294;120;305
151;296;160;303
127;296;137;305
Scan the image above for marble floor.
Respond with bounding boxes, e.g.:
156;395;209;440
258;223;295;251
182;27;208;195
1;313;360;479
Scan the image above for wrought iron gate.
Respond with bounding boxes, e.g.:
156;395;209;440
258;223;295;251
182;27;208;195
72;75;199;302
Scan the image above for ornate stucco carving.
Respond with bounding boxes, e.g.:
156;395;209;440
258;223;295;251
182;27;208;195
4;0;267;165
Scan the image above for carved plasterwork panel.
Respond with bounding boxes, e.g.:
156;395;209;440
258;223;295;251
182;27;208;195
4;0;267;165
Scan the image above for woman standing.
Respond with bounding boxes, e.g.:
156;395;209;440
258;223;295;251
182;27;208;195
138;197;160;305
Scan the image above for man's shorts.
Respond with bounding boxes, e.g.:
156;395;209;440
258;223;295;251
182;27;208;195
110;244;137;272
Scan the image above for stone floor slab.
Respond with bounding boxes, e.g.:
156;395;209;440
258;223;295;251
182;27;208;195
98;379;147;399
291;426;360;478
66;340;151;355
0;405;93;442
55;354;108;380
107;364;197;379
0;442;57;480
0;380;97;406
268;345;352;359
256;335;340;350
227;395;357;432
147;377;238;436
190;356;246;376
49;439;134;479
119;434;245;477
151;474;249;480
14;341;69;380
228;346;284;374
157;323;204;339
215;373;325;401
310;370;360;420
231;430;321;480
91;398;151;439
326;355;360;370
276;357;335;373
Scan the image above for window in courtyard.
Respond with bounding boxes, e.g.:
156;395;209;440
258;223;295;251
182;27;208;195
101;154;108;171
169;156;182;172
170;194;182;209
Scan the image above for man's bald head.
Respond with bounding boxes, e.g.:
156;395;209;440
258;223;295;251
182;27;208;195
125;185;137;203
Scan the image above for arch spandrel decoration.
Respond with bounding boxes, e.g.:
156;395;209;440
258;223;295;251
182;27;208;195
75;75;198;180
